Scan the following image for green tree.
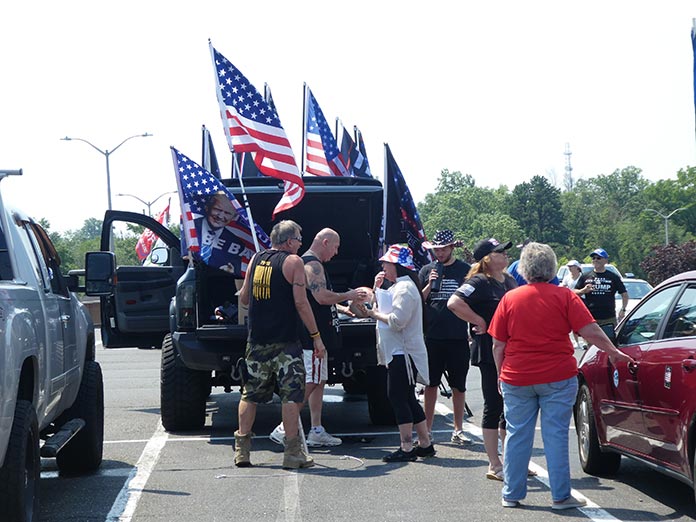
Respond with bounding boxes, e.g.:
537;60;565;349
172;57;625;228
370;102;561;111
509;175;567;245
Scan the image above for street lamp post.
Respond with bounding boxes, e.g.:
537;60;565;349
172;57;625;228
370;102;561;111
116;191;176;216
61;133;152;210
644;207;686;245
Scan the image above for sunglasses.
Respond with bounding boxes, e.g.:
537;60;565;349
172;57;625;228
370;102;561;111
590;256;603;260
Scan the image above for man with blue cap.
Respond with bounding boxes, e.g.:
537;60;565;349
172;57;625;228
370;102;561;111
574;248;628;342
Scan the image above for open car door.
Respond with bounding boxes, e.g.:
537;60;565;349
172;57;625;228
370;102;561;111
98;210;185;349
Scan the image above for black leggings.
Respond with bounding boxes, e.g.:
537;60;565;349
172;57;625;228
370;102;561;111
387;355;426;425
479;363;506;430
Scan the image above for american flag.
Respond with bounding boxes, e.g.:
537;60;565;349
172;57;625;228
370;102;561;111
170;147;271;275
340;124;372;178
304;86;349;177
135;202;170;262
210;43;303;218
383;144;433;270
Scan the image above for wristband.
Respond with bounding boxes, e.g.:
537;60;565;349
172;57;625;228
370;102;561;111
309;331;320;339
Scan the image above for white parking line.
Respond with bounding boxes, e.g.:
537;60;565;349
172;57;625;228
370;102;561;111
105;421;168;522
435;402;620;519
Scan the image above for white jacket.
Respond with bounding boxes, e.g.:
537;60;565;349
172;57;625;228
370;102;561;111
375;275;429;385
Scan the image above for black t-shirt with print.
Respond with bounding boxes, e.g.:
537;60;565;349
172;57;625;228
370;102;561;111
576;269;626;321
453;273;517;366
418;259;471;340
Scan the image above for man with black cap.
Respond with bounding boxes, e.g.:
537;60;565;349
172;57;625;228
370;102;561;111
419;230;472;445
574;248;628;342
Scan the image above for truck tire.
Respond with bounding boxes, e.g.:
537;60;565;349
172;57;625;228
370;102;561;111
56;361;105;474
366;366;396;426
160;334;210;431
0;400;40;522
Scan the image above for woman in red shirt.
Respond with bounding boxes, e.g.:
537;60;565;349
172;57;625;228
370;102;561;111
489;242;633;510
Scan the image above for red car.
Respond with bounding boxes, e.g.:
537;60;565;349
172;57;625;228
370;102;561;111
575;270;696;500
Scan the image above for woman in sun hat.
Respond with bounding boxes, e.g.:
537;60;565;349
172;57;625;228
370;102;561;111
357;244;433;463
447;237;516;480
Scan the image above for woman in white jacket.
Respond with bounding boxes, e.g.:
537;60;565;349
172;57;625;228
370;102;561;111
359;244;434;462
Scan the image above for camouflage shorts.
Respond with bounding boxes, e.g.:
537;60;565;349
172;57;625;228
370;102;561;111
241;341;305;404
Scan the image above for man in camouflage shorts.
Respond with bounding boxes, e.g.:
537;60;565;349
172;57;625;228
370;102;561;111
236;220;326;469
242;342;305;405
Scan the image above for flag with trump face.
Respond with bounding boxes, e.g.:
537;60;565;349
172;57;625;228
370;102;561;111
171;147;271;276
383;144;433;270
304;86;349;177
210;43;303;217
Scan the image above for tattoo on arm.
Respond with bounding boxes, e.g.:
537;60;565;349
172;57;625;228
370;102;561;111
293;281;305;288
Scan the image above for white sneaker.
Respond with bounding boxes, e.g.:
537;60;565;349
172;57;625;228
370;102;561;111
552;497;587;510
306;428;342;447
269;423;285;446
451;429;472;445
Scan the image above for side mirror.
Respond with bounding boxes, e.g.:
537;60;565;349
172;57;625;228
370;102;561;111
85;251;117;296
148;246;169;266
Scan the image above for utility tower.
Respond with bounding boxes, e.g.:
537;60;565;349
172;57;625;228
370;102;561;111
563;142;574;191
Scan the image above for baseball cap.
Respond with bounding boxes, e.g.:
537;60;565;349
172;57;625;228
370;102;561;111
472;238;513;262
516;238;532;249
589;248;609;259
379;244;416;271
567;259;581;268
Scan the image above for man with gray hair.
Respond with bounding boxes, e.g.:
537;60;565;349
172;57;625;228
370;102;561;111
235;220;325;469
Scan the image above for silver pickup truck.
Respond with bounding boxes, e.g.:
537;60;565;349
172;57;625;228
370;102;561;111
0;170;104;522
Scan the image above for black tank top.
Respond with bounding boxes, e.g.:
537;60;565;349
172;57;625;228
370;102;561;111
299;254;340;352
248;249;298;344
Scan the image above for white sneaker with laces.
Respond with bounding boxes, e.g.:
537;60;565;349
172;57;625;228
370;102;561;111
269;423;285;446
306;428;342;447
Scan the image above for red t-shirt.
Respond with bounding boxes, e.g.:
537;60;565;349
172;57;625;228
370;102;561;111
488;283;595;386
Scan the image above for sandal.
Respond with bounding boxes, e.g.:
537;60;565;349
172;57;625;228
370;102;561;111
486;469;504;481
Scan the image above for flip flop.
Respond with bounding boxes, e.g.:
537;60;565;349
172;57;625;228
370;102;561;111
486;469;504;481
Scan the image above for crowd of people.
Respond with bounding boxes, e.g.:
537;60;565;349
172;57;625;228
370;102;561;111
234;219;635;511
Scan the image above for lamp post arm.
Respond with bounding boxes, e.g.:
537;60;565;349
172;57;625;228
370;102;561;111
65;137;106;156
109;133;151;155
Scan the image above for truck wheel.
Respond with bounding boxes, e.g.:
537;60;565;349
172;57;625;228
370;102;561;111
160;334;210;431
56;361;105;474
575;384;620;475
366;366;396;426
0;400;40;522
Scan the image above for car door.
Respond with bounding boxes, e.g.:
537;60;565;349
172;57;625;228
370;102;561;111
609;285;682;453
637;284;696;475
98;210;185;348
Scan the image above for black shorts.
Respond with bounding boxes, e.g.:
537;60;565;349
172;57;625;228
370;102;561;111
425;338;470;392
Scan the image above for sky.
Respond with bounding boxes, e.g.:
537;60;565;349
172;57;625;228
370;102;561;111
1;1;695;233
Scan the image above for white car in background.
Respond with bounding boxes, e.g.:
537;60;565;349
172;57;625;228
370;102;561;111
617;277;653;315
557;263;623;282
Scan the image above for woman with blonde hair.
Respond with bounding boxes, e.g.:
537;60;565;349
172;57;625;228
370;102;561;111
447;238;516;480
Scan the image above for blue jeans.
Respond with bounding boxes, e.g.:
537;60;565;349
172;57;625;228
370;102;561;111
500;376;578;502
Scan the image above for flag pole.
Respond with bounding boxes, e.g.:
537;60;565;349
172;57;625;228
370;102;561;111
301;83;308;177
209;40;261;252
692;18;696;142
381;143;388;254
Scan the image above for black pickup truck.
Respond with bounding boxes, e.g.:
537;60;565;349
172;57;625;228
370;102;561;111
85;175;394;431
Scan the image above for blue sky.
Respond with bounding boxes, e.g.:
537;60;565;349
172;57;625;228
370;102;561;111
1;1;695;232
